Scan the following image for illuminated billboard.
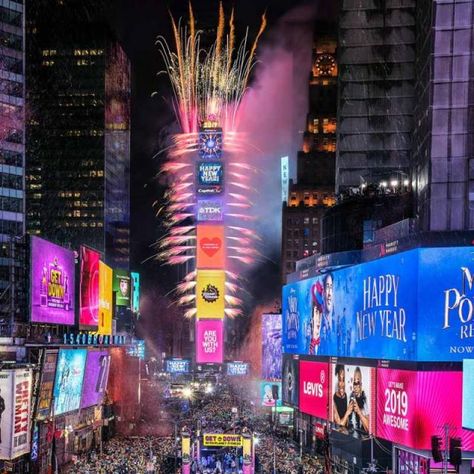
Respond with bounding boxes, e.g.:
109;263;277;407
81;350;111;409
79;246;100;329
113;269;131;307
30;236;75;325
283;247;474;361
196;162;224;195
165;358;191;374
53;349;87;415
0;369;32;460
260;381;282;407
196;225;225;269
299;359;329;419
282;354;299;407
226;362;249;376
262;313;282;380
36;350;58;420
329;361;376;437
197;199;223;222
196;320;224;364
198;128;223;159
98;261;113;335
131;271;140;314
196;270;225;319
463;359;474;430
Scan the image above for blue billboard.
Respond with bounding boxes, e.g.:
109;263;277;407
165;358;191;374
283;247;474;361
52;349;87;415
196;162;223;195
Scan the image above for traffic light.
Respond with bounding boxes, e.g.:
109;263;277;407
431;435;443;463
449;437;462;466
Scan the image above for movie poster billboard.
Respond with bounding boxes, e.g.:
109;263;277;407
98;261;113;335
329;361;376;437
463;359;474;430
282;354;299;407
81;350;111;409
196;270;225;319
196;320;224;364
260;381;282;407
197;200;223;222
36;350;58;420
113;269;131;307
53;349;87;415
299;359;329;419
79;246;100;329
131;271;140;314
262;313;282;380
30;236;75;325
0;369;32;460
196;225;225;269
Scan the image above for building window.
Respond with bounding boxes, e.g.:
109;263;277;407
304;217;310;224
312;217;318;224
322;118;337;134
313;118;319;133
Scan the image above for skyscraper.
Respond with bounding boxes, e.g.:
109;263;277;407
25;0;130;269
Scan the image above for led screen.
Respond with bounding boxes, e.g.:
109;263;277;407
79;246;100;329
197;200;223;222
299;359;329;419
113;269;131;307
196;225;225;269
197;162;223;195
262;313;282;381
198;128;223;159
131;271;140;314
329;362;376;437
80;350;110;409
98;261;113;335
30;236;75;325
36;350;58;420
196;320;223;364
282;354;299;407
463;359;474;429
260;381;282;407
52;349;87;415
226;362;249;376
196;270;225;319
165;358;191;374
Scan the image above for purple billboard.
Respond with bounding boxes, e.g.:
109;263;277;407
30;236;75;325
262;313;282;381
81;350;111;409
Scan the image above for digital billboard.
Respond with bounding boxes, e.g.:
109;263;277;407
98;261;113;335
196;270;225;319
30;236;75;325
463;359;474;429
165;358;191;374
299;359;329;419
79;246;100;329
226;362;249;376
131;271;140;314
262;313;282;381
113;269;131;307
36;350;58;420
198;128;223;159
197;199;223;222
81;350;111;409
53;349;87;415
260;381;282;407
196;320;224;364
196;225;225;269
196;162;223;195
329;361;376;437
0;369;32;460
282;354;299;407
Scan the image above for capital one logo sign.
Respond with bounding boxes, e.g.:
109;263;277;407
299;361;328;419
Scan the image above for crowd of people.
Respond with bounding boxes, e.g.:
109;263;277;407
65;380;325;473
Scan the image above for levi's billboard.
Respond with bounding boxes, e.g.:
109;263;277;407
282;246;474;361
298;360;329;419
196;225;225;269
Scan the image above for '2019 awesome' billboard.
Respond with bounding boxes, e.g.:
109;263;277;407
282;247;474;361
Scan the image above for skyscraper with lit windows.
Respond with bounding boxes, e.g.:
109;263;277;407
25;0;130;269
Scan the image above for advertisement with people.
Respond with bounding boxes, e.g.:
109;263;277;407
30;236;75;325
79;245;100;329
282;354;299;407
53;349;87;415
260;381;282;408
196;320;224;364
0;369;32;460
80;350;111;409
329;361;376;438
298;359;329;419
196;270;225;319
261;313;282;380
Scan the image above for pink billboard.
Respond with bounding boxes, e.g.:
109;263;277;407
299;360;329;419
196;320;223;364
377;368;474;450
79;246;100;329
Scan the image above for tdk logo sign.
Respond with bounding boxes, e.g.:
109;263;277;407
303;370;326;398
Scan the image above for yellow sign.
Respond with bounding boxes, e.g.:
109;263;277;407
98;261;113;335
242;436;252;465
203;434;242;447
196;270;225;319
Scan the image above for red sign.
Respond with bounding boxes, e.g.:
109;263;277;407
299;360;329;419
196;225;225;269
314;422;325;439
